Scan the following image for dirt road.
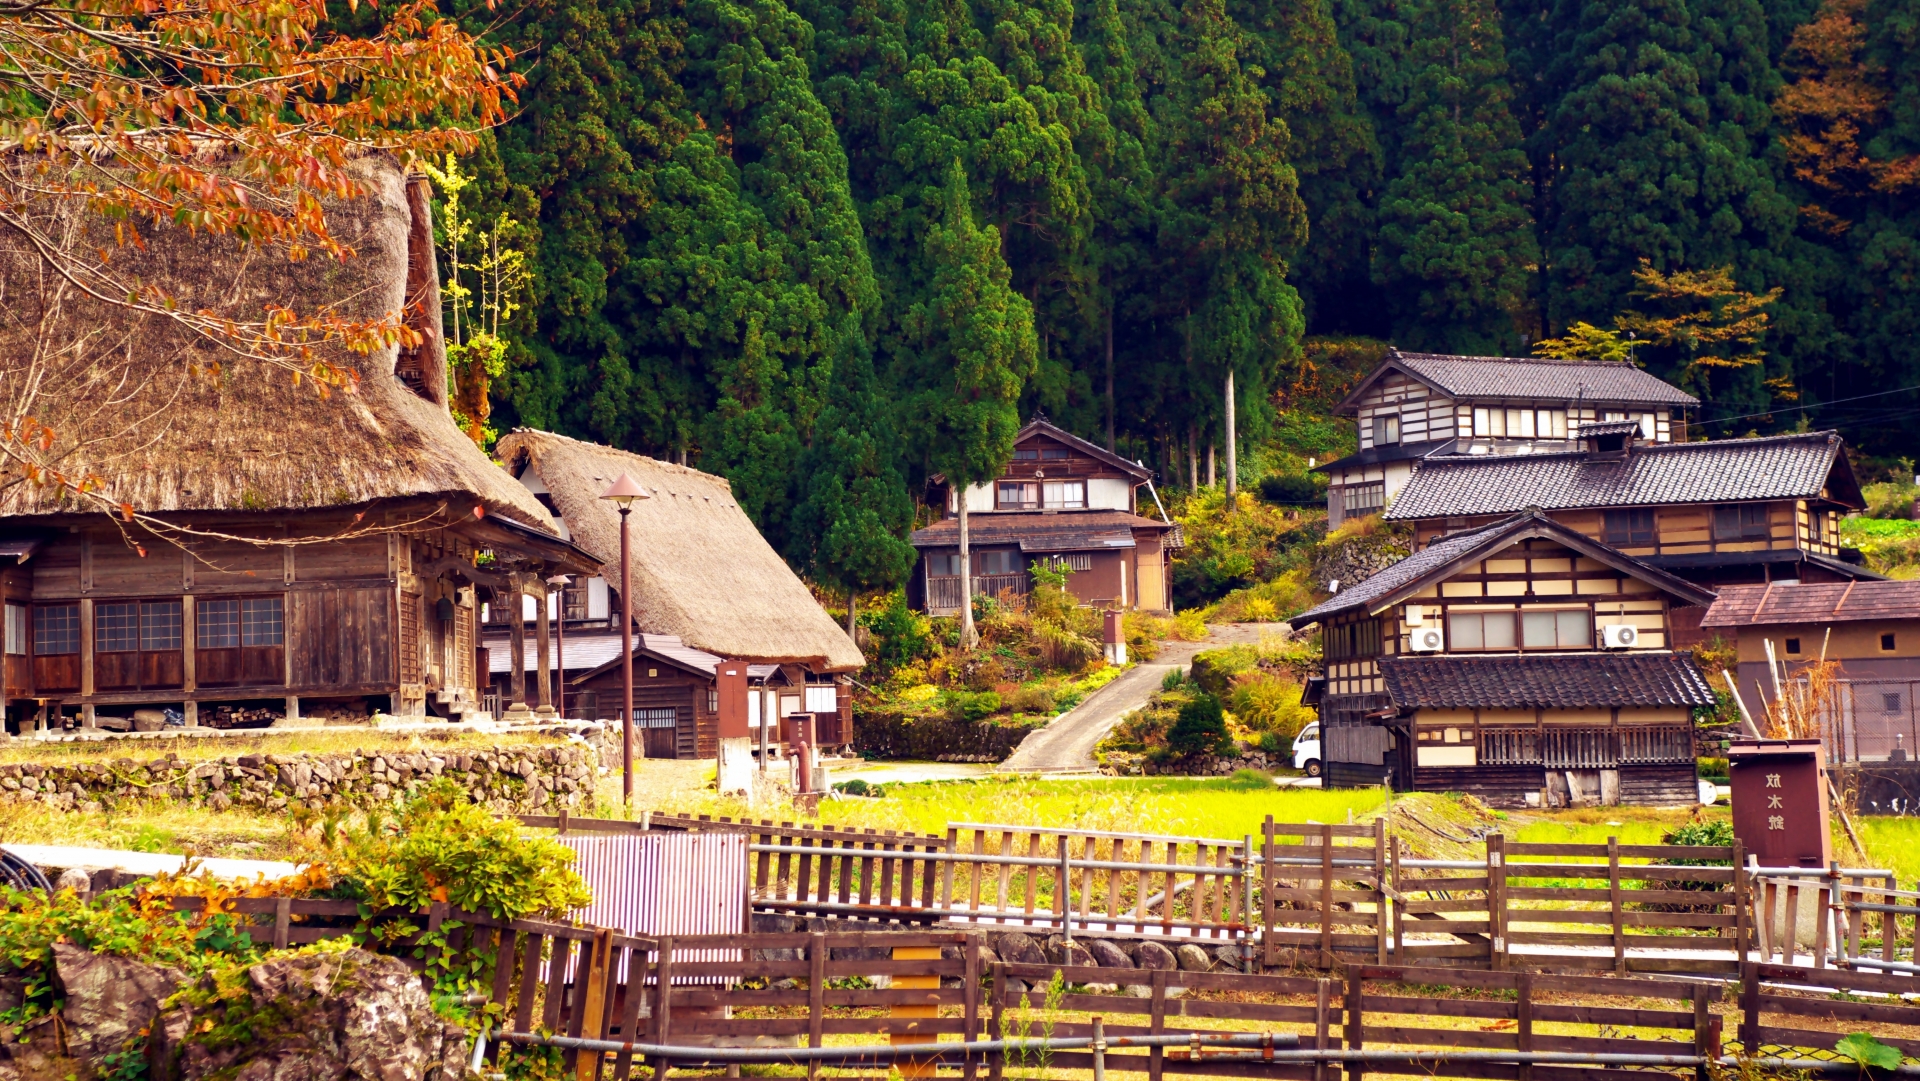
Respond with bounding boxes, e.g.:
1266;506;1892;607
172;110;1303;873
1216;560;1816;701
996;622;1290;773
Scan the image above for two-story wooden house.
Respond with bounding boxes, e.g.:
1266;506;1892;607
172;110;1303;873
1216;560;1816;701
1383;428;1877;645
1291;510;1718;806
0;155;600;732
1318;351;1700;525
909;418;1179;615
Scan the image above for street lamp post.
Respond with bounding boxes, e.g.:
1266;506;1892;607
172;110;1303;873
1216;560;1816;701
598;472;650;808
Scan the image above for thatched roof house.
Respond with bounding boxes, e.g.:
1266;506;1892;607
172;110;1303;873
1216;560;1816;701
495;429;865;672
0;154;595;732
0;153;553;525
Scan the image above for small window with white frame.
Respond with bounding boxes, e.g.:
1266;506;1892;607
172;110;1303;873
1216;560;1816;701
3;604;23;656
1041;480;1086;509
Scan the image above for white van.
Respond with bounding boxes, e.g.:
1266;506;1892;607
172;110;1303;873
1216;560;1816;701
1292;723;1320;777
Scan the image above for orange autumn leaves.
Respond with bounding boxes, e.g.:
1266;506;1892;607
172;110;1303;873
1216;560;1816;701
1775;0;1920;231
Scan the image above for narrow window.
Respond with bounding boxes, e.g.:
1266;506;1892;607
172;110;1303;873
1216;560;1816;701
1516;409;1536;438
1040;447;1071;460
3;604;24;656
1883;633;1897;652
1473;407;1491;436
241;597;285;647
1011;449;1039;461
708;689;719;712
31;605;79;655
1785;637;1802;656
639;707;677;729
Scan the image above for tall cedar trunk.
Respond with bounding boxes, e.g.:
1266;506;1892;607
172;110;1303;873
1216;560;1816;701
958;492;977;647
846;590;857;640
1225;369;1237;496
1207;443;1216;487
1187;424;1198;489
1105;307;1116;451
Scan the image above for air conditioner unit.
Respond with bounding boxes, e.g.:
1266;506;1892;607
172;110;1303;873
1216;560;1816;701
1600;624;1639;649
1409;627;1445;653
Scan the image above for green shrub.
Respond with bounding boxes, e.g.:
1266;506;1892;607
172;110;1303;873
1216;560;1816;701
1230;671;1316;737
1189;645;1259;696
941;689;1003;722
1168;694;1231;758
863;596;936;673
1257;730;1289;756
1258;473;1327;504
1160;668;1185;691
323;781;591;921
833;779;886;798
1664;819;1735;848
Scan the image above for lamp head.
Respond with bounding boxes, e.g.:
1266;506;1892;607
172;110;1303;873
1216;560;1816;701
599;473;650;510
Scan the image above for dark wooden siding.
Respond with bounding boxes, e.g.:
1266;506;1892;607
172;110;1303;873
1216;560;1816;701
289;587;395;690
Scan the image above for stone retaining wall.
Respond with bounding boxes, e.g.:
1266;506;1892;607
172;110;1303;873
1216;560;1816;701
853;712;1039;762
0;743;600;814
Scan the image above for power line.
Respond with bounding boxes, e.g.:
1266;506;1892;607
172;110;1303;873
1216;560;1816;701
1694;383;1920;428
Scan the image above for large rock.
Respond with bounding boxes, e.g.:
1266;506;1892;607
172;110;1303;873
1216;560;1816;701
995;932;1046;967
153;947;469;1081
1132;940;1177;971
1175;944;1214;972
1084;939;1134;969
53;942;185;1060
1044;937;1095;969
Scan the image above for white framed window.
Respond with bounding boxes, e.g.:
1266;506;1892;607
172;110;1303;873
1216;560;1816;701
3;604;23;656
805;685;837;712
1448;611;1517;650
1041;480;1086;509
1520;609;1592;649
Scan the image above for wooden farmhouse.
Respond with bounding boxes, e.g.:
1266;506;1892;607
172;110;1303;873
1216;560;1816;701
485;430;859;759
0;156;599;732
1703;580;1920;765
1290;511;1718;807
1383;429;1877;645
909;418;1179;615
1318;351;1700;525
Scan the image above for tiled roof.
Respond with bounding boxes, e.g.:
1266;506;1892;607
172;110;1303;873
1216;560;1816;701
1703;580;1920;627
1290;518;1515;626
1385;432;1849;520
910;510;1170;548
1390;352;1699;406
1312;439;1455;474
1379;653;1716;710
1290;509;1717;628
486;631;780;681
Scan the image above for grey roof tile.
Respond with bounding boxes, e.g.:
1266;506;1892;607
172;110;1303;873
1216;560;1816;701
1391;352;1700;406
1379;652;1716;709
1385;432;1846;520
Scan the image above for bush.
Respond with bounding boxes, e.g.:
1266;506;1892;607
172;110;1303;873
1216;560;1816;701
863;596;936;673
1190;645;1258;696
1258;473;1328;505
321;781;591;921
1256;730;1289;756
1229;670;1316;737
1167;694;1231;758
832;779;886;798
941;689;1003;721
1003;683;1058;715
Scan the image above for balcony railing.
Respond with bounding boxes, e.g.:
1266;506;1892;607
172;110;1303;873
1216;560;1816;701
1477;726;1693;768
926;573;1030;613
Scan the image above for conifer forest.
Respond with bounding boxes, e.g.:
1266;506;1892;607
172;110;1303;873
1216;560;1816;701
430;0;1920;592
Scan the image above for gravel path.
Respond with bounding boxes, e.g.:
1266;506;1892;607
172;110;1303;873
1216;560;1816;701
996;622;1291;774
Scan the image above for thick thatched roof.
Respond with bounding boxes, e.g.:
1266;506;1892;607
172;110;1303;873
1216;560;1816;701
0;154;554;526
495;429;865;671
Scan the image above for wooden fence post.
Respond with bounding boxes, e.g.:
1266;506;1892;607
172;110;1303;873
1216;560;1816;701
1515;971;1532;1081
573;928;615;1081
1692;984;1714;1081
1313;978;1331;1081
1345;965;1365;1081
1390;835;1403;962
1607;837;1624;975
1738;961;1758;1054
1732;841;1749;965
650;936;675;1081
1320;824;1335;969
1263;815;1276;971
1148;969;1167;1081
1373;818;1387;964
611;940;649;1081
806;932;825;1081
1488;835;1506;970
963;934;981;1081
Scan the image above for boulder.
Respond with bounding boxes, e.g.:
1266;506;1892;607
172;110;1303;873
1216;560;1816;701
1213;943;1247;969
994;932;1046;967
1132;941;1177;971
53;943;186;1061
1175;944;1214;972
54;868;91;895
153;947;469;1081
1043;938;1095;969
1084;939;1134;969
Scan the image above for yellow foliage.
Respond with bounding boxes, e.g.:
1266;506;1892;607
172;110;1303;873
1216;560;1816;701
1532;322;1634;362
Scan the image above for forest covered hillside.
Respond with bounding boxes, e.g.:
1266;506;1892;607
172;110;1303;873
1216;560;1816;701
421;0;1920;594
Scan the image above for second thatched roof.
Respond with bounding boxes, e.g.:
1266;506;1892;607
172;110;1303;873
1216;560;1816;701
496;429;865;671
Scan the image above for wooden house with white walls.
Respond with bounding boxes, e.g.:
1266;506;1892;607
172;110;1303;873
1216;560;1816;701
909;418;1179;615
487;430;859;758
0;155;599;733
1290;511;1718;806
1317;352;1699;525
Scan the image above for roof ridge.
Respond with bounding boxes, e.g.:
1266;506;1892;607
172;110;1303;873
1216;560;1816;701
1396;351;1640;369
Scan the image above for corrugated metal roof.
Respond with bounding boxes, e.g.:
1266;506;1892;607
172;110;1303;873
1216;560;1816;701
1380;652;1717;709
1390;352;1700;406
1385;432;1849;520
1703;580;1920;627
485;631;779;680
557;831;747;981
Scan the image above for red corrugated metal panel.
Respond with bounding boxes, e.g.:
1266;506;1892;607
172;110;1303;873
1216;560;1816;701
557;831;747;981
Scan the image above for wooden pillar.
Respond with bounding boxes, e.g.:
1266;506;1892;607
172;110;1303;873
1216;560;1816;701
534;581;554;713
508;580;527;707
